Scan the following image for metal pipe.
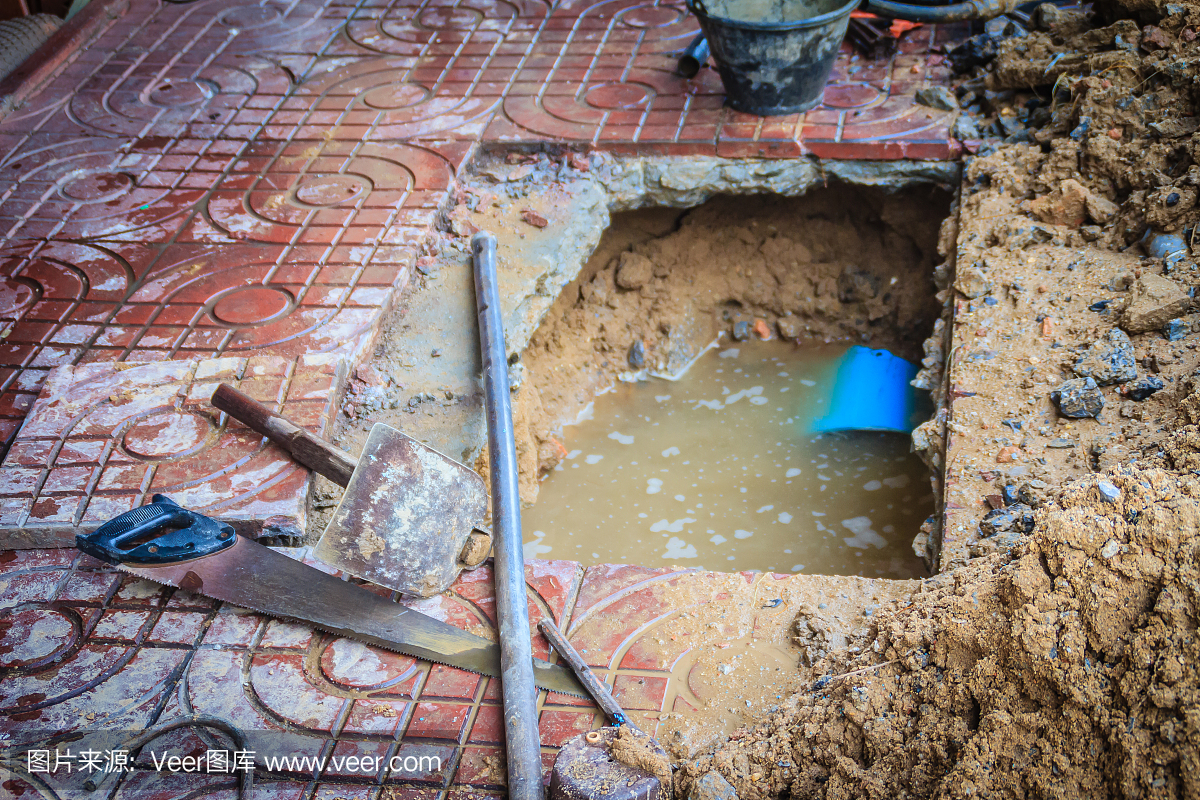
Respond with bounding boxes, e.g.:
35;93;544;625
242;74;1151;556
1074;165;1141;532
472;232;544;800
677;33;710;78
538;618;643;734
866;0;1020;21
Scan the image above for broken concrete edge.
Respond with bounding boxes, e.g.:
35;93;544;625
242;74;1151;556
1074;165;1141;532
0;354;349;550
0;0;130;121
593;154;962;210
911;186;965;573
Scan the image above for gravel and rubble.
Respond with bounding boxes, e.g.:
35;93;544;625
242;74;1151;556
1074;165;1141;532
674;3;1200;797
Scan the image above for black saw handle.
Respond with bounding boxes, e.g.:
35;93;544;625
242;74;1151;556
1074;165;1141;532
77;494;235;565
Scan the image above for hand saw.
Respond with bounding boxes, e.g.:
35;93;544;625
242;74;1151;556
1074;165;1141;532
76;495;584;697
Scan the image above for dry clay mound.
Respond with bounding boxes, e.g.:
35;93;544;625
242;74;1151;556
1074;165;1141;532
679;465;1199;799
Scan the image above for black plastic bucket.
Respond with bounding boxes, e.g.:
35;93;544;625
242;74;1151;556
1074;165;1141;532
686;0;858;116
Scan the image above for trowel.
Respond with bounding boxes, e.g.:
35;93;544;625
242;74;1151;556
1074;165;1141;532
211;384;492;597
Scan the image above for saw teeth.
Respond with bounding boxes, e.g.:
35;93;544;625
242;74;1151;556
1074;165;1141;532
113;564;588;699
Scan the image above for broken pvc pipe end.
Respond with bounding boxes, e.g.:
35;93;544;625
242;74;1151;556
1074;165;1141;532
677;33;709;78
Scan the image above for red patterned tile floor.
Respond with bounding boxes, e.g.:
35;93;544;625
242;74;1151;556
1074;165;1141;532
0;0;966;794
1;551;875;797
0;0;964;542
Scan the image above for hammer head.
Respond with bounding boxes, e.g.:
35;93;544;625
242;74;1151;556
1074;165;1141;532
314;423;490;597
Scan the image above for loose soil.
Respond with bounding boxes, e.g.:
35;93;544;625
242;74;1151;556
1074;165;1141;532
677;5;1200;799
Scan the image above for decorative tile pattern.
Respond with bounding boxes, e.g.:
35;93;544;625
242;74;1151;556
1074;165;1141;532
0;354;344;548
0;0;965;539
0;553;590;797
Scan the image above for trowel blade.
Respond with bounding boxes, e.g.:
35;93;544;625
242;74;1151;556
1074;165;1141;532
315;422;489;597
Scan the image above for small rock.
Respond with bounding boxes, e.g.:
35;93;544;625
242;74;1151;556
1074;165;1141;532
777;316;802;341
1073;328;1136;385
915;86;958;111
1069;116;1091;141
996;445;1020;463
954;266;992;299
1045;438;1076;448
355;364;384;386
946;32;1000;72
506;164;537;181
1164;318;1188;341
450;217;479;238
1099;539;1121;559
1125;375;1164;401
614;252;654;290
970;528;1023;557
752;318;771;340
627;340;645;369
1017;482;1045;507
1001;484;1020;505
1140;24;1171;50
1029;178;1088;227
732;320;751;341
1107;273;1134;292
1149;117;1200;138
1051;377;1104;418
1121;274;1191;333
521;209;548;229
1036;4;1090;36
1085;191;1120;224
979;503;1035;537
837;267;879;302
952;115;981;140
1097;480;1121;503
690;771;739;800
984;15;1026;37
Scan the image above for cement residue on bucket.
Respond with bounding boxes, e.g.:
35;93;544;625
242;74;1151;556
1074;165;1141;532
700;0;848;24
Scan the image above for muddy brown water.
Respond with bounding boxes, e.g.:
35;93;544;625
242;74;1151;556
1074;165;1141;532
522;340;933;579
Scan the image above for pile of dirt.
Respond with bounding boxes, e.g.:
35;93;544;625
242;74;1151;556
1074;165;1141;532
677;6;1200;797
987;3;1200;247
679;466;1200;800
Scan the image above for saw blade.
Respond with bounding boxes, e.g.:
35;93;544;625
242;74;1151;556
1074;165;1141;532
116;536;585;697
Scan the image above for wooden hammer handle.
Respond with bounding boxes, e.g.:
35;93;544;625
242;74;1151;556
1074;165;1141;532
212;383;357;487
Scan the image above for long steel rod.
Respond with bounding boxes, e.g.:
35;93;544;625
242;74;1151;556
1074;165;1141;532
472;232;543;800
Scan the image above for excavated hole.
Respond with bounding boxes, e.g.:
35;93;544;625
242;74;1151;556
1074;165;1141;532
518;187;951;579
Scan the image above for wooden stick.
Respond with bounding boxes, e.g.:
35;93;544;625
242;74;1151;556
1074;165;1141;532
212;383;357;487
538;618;642;734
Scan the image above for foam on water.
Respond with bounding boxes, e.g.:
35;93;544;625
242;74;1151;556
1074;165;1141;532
522;340;933;578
